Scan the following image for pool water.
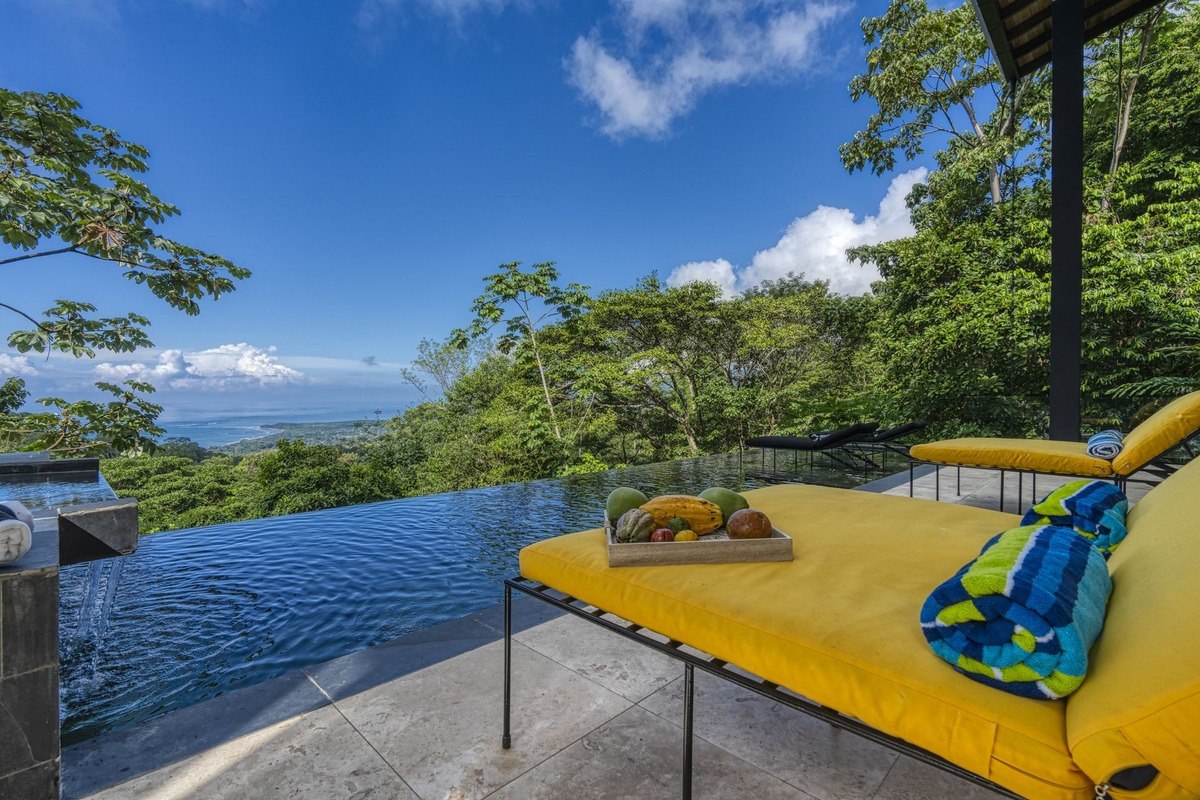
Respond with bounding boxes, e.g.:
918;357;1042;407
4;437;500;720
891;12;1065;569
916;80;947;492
60;452;878;744
0;471;115;513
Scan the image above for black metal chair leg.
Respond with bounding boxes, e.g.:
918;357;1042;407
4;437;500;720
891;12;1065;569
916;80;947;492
956;466;961;496
909;462;914;497
935;466;940;500
999;471;1005;512
682;663;694;800
1018;472;1024;513
502;583;512;749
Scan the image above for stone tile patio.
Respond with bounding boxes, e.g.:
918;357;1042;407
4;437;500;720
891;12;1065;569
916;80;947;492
64;466;1153;800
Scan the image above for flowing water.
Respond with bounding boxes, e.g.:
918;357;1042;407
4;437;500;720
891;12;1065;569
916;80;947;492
58;452;883;745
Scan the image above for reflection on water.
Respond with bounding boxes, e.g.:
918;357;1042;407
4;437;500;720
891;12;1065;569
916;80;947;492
0;471;115;513
60;452;877;744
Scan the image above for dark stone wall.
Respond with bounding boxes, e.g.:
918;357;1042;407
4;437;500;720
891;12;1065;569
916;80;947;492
0;559;60;800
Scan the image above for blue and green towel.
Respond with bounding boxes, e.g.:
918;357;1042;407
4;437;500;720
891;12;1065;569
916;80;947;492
920;524;1112;700
1020;479;1128;556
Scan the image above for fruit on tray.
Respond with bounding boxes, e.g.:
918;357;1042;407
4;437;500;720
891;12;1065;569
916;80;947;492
726;509;773;539
615;508;656;543
640;495;723;535
666;516;689;533
674;530;698;542
650;528;675;543
698;487;749;524
607;487;650;523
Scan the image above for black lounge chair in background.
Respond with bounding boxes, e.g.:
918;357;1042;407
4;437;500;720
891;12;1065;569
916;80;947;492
841;420;928;467
744;422;880;480
744;420;928;482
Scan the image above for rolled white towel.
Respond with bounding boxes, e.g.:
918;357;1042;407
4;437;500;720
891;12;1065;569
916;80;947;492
0;505;32;564
0;500;35;531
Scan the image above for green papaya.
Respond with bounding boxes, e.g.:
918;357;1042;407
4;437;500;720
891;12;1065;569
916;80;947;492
698;487;749;524
606;487;649;523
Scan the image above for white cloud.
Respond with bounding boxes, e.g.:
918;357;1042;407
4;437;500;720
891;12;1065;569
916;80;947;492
0;354;38;377
568;1;848;139
667;259;738;298
668;168;926;296
94;343;304;390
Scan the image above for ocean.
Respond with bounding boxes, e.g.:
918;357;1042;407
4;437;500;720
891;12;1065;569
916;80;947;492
158;408;396;448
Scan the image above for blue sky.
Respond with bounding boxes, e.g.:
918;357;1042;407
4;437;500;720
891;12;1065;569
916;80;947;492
3;0;931;420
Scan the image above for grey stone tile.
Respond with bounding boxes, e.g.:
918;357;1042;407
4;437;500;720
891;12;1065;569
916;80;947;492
0;758;58;800
514;613;683;702
305;613;498;701
1;568;58;677
639;671;898;800
470;594;565;636
0;665;58;776
63;669;330;799
488;705;816;800
872;756;1007;800
335;638;630;800
79;705;414;800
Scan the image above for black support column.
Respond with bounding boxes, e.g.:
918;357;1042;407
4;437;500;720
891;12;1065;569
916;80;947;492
1049;0;1085;441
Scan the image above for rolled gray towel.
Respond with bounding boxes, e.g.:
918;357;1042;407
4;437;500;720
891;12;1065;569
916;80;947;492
0;504;32;564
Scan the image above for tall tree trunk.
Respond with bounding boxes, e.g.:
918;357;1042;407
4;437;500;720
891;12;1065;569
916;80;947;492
1102;9;1164;211
526;327;562;441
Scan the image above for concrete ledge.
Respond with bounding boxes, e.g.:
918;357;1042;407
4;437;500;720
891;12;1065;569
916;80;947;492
0;457;100;478
58;499;138;567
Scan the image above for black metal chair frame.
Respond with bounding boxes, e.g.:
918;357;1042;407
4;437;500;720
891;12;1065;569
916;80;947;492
744;422;928;482
501;576;1023;800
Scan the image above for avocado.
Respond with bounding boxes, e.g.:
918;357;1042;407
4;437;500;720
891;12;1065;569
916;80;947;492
698;487;749;524
606;487;649;523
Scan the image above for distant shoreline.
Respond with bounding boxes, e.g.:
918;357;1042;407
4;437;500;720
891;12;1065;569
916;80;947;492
159;414;389;450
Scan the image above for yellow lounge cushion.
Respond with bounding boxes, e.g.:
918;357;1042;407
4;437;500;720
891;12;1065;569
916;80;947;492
520;485;1094;800
1066;457;1200;799
910;438;1115;478
1111;390;1200;476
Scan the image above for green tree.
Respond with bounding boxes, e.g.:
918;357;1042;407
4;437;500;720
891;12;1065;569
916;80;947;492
840;0;1035;207
845;1;1200;435
1;88;248;455
451;261;590;442
248;440;400;517
102;454;255;533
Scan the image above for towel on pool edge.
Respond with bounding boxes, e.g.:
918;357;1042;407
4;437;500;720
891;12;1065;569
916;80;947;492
1020;479;1128;556
1086;429;1124;459
0;502;33;564
920;524;1112;700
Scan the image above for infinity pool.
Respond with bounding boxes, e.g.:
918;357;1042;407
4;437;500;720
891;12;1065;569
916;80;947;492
60;452;878;744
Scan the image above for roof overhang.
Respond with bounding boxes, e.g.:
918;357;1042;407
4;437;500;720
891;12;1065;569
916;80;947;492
971;0;1168;82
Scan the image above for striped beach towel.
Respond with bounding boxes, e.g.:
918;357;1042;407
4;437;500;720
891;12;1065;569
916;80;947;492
1021;479;1128;556
1086;429;1124;459
920;525;1112;700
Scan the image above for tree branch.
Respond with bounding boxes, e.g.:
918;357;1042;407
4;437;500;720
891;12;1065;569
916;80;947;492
0;301;49;331
0;246;79;266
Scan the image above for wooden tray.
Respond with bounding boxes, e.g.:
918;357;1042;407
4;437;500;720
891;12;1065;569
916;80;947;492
605;519;793;567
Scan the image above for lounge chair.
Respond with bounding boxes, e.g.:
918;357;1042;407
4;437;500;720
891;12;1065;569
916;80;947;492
838;419;929;468
744;422;880;477
505;455;1200;800
909;391;1200;500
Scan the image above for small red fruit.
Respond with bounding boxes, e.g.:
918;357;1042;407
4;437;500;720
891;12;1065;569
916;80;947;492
650;528;675;542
